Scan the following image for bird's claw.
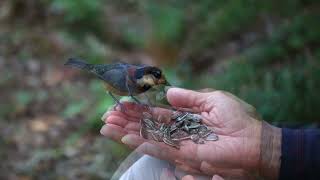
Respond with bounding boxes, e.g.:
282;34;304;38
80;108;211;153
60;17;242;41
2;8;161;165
114;102;127;113
137;102;152;112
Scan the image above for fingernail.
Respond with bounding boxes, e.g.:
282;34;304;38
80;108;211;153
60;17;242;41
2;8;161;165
107;105;116;111
100;124;108;135
167;87;180;93
101;111;110;121
121;135;139;147
160;168;175;179
121;135;133;145
200;161;213;172
164;86;172;93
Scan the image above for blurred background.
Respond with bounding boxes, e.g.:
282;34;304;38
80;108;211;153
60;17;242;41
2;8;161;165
0;0;319;179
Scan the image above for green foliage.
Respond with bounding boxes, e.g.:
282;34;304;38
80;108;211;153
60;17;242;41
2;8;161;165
182;0;317;57
198;0;258;46
80;35;111;64
176;2;320;124
50;0;105;37
122;28;146;48
144;2;184;44
239;14;320;66
17;149;63;173
227;13;320;124
15;91;33;107
63;101;88;119
86;80;113;131
197;52;320;124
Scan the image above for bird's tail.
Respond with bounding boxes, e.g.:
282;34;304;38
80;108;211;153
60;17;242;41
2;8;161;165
64;58;94;71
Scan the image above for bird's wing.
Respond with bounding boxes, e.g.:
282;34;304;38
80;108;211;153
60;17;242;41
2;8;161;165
100;67;129;93
91;63;128;75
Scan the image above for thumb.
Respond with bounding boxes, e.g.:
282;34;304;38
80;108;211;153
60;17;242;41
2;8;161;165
212;175;224;180
166;88;207;109
181;175;195;180
160;168;176;180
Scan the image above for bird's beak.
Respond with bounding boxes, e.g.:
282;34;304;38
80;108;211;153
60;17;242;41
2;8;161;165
158;76;171;86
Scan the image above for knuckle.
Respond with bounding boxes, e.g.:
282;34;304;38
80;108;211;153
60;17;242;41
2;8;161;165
211;90;226;97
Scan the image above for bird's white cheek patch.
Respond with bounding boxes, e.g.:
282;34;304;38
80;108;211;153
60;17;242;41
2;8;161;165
142;75;156;86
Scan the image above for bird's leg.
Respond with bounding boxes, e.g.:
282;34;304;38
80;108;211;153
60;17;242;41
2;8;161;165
125;83;151;111
131;95;142;104
130;94;150;111
143;93;154;111
143;93;151;105
108;91;126;112
125;82;142;104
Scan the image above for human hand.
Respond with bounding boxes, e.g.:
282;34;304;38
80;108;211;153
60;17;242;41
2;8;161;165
181;174;224;180
101;88;280;179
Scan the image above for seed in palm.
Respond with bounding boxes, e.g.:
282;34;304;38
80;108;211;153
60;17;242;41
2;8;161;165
140;110;219;149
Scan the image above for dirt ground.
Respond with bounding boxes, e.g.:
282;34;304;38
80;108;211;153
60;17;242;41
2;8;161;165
0;40;131;179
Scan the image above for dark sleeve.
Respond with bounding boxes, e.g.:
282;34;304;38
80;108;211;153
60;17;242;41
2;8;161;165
279;128;320;180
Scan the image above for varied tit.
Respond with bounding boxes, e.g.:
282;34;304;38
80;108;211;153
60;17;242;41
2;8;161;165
64;58;170;105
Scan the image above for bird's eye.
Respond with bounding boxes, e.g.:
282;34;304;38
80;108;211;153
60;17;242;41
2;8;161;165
142;84;151;90
152;70;161;79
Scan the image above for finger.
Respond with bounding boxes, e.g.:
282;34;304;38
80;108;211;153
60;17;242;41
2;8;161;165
106;101;150;121
160;168;176;180
197;88;215;93
212;175;224;180
105;114;129;126
124;122;140;132
105;115;141;135
181;175;195;180
120;133;150;149
101;110;111;121
100;124;127;142
147;107;172;123
113;102;174;124
174;166;204;179
167;88;207;110
200;161;248;178
114;103;174;124
105;112;140;128
172;88;215;113
115;102;147;118
101;106;135;123
105;107;173;133
176;164;202;175
121;134;181;163
126;130;140;135
121;134;204;173
107;110;140;121
101;104;117;121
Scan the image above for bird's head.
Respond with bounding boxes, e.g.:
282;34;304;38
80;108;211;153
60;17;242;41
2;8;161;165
135;66;169;89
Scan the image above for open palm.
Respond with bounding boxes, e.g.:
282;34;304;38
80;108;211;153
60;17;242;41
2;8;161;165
101;88;262;178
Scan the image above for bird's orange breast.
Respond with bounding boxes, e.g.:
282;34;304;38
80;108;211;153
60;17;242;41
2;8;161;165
103;83;131;96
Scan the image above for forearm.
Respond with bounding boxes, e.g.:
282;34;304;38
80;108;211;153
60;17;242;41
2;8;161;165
259;121;282;180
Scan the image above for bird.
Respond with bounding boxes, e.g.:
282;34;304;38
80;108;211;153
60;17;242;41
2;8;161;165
64;58;170;108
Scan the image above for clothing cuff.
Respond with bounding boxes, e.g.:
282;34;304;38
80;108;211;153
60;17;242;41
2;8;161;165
279;128;303;179
280;128;320;179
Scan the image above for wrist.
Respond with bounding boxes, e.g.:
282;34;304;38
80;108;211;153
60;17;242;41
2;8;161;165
259;121;282;179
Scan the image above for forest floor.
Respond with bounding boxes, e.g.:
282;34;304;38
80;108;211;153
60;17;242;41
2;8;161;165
0;28;131;179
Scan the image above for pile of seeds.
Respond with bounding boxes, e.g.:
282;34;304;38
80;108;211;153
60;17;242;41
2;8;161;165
140;111;219;149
